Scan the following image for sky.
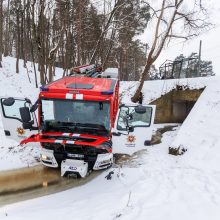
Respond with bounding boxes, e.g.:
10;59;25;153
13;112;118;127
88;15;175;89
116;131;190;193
138;0;220;75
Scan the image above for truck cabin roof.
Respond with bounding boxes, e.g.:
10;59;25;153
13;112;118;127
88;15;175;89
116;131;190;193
40;77;118;97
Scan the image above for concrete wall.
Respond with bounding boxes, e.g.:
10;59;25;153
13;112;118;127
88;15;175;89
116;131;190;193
150;88;204;123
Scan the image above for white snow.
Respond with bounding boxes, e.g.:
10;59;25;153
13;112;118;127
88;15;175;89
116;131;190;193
102;67;119;78
1;125;220;220
171;77;220;164
120;76;214;104
0;56;63;171
1;57;220;220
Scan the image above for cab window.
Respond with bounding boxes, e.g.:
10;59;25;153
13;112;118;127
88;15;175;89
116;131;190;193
1;98;32;121
117;106;152;131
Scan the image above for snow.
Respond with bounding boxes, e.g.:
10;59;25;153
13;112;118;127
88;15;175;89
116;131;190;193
1;56;220;220
0;128;181;220
102;67;119;78
120;76;214;104
171;77;220;164
1;125;220;220
0;56;63;171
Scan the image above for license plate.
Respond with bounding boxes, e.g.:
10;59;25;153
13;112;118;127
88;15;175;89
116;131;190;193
67;153;84;158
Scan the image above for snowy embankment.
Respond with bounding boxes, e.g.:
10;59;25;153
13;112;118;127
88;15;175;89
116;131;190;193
120;76;214;104
171;76;220;166
0;56;63;171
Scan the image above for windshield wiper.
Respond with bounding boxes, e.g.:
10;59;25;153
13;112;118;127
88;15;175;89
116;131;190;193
55;121;107;130
45;121;108;133
44;121;75;133
74;123;107;131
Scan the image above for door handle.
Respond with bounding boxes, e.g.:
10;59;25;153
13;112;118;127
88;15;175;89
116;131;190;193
112;132;121;136
4;130;11;136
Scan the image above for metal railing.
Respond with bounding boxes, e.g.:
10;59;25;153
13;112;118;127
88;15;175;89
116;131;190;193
159;58;200;79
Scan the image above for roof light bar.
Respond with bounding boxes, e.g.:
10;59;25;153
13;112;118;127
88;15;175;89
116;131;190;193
40;86;49;92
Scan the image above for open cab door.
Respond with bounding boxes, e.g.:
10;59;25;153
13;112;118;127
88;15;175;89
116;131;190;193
0;97;38;143
112;104;156;155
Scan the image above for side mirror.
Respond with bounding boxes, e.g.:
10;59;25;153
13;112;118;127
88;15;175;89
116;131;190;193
20;107;31;123
20;107;34;130
135;105;146;114
2;97;15;106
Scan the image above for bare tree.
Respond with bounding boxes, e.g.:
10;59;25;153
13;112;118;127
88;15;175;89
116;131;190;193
131;0;211;102
1;0;148;83
4;0;10;57
15;0;22;73
89;0;125;64
48;28;64;82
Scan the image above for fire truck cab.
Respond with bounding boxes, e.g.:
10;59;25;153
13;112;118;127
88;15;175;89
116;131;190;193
0;72;156;178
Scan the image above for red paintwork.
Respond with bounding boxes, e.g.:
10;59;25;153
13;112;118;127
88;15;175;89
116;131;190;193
44;77;113;94
23;76;119;152
40;93;111;101
21;132;112;153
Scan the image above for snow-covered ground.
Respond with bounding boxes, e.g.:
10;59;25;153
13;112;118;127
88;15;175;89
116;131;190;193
120;76;214;104
171;76;220;164
1;126;220;220
0;56;63;171
1;57;220;220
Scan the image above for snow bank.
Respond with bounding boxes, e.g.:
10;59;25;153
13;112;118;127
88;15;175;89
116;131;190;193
0;56;63;100
120;76;215;104
0;56;63;171
171;76;220;169
102;67;118;78
2;127;220;220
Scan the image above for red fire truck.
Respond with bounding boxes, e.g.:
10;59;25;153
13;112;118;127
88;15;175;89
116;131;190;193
0;65;156;178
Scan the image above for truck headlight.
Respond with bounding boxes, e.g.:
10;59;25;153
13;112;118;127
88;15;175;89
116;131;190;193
41;154;50;161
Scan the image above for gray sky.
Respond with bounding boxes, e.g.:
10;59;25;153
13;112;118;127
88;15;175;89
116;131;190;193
138;0;220;75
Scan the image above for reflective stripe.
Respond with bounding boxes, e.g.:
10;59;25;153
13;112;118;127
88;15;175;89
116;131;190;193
62;133;70;136
72;134;80;137
66;93;73;99
66;141;75;144
76;94;83;100
55;140;63;143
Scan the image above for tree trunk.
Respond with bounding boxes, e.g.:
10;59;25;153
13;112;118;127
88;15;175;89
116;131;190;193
131;61;152;103
4;0;10;57
48;60;54;82
89;0;122;64
15;2;21;74
0;0;3;67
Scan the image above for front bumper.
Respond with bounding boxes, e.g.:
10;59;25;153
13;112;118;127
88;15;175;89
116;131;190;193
61;159;88;178
41;148;59;168
93;153;113;170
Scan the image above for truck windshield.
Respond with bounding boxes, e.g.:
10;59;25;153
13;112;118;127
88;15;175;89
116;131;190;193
41;99;110;132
